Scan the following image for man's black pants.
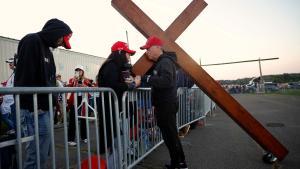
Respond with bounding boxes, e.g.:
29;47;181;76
155;102;186;165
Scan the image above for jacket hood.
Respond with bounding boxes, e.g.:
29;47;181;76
159;51;177;63
38;18;72;48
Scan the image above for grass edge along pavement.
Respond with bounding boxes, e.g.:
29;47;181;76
264;89;300;96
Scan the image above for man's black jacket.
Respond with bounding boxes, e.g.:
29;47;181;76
148;52;178;106
15;19;72;111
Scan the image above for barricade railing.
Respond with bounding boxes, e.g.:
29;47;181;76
121;87;216;169
121;88;163;169
0;87;122;169
177;87;206;129
0;86;215;169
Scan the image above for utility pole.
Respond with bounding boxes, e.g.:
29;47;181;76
126;30;129;46
257;58;265;93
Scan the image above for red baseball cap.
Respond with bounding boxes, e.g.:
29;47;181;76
140;36;163;50
111;41;136;55
63;33;72;49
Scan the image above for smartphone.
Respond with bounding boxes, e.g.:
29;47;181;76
122;70;130;80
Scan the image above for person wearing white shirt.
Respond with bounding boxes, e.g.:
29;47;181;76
1;58;15;134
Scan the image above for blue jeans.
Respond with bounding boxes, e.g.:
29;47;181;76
20;109;51;169
1;113;14;130
1;103;16;130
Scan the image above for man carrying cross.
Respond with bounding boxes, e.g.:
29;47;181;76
140;36;188;169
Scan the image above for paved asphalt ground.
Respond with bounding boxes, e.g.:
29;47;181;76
135;94;300;169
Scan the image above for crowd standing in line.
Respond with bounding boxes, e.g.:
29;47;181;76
1;57;16;135
0;57;18;168
0;18;194;169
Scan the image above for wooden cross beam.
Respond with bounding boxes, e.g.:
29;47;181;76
111;0;288;160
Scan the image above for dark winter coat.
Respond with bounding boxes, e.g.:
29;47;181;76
97;60;130;105
147;52;178;106
96;53;132;153
14;19;72;111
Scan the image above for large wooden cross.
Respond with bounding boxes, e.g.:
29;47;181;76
111;0;288;160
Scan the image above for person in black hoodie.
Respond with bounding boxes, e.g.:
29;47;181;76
14;18;72;169
140;36;188;169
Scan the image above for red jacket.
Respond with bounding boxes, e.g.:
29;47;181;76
67;77;91;115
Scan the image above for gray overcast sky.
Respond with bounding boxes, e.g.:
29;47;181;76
1;0;299;80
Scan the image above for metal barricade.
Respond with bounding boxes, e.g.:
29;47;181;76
121;87;216;169
0;86;216;169
177;87;207;129
0;87;122;169
121;88;163;169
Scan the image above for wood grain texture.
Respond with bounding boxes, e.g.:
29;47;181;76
111;0;288;160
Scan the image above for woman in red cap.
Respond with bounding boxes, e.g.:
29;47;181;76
96;41;141;168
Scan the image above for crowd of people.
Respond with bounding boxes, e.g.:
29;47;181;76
0;18;198;169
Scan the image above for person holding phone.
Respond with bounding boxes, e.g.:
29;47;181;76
67;65;91;146
96;41;141;168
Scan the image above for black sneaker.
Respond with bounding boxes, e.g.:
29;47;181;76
262;152;278;164
179;162;188;169
165;162;188;169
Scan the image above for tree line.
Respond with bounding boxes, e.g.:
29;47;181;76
219;73;300;85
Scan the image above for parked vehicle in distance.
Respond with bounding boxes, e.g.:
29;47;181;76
245;83;256;93
288;82;300;89
245;77;260;93
264;82;279;92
